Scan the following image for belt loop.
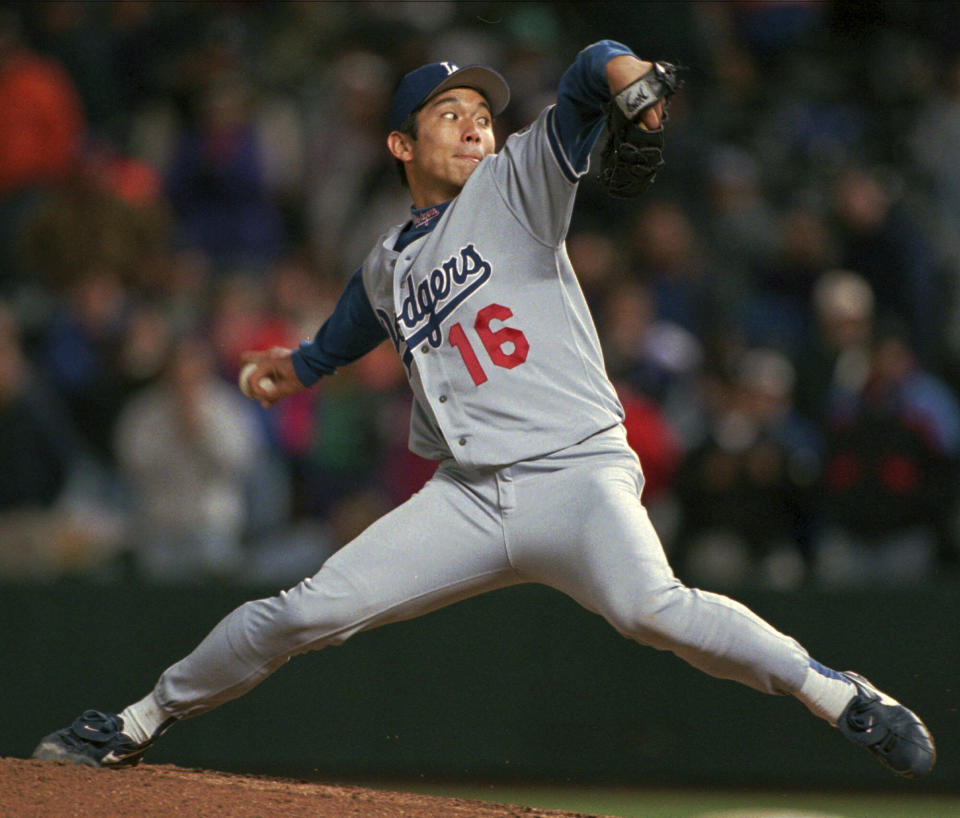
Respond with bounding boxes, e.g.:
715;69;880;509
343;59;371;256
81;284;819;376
496;466;516;512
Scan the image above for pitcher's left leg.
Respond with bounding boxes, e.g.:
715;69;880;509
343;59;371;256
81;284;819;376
505;433;935;776
506;440;808;695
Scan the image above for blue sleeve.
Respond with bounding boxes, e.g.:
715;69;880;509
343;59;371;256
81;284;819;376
290;268;388;387
551;40;636;177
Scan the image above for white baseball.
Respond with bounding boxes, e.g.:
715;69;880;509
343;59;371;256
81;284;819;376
239;362;277;398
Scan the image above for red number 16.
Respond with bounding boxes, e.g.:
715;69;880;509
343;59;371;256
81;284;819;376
448;303;530;386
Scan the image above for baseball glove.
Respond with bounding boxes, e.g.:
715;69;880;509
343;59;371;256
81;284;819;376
599;62;681;198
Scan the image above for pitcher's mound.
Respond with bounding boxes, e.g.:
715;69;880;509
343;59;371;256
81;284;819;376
2;757;612;817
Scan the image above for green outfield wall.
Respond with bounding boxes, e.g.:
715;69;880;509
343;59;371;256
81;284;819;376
2;580;957;791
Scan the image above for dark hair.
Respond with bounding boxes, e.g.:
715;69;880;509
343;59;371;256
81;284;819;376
394;109;419;188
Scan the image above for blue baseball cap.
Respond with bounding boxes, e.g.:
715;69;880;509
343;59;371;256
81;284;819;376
387;61;510;132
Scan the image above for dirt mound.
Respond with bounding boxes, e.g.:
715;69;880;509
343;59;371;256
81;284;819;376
1;757;610;817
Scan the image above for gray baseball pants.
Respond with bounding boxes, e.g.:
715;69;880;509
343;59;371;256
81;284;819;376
154;426;811;718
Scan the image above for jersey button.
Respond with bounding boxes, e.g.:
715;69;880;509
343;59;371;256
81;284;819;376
439;395;447;403
420;345;429;353
458;438;467;446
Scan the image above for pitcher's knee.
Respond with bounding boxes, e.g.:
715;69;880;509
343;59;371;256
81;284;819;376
603;581;694;647
232;577;368;659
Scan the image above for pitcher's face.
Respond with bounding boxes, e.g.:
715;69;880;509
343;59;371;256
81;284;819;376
391;87;495;207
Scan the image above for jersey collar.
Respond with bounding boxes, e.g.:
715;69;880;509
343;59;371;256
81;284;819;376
394;201;451;252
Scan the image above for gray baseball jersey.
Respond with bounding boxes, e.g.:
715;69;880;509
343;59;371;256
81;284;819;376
360;104;623;467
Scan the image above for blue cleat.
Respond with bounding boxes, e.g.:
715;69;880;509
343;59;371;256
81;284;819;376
32;710;165;768
838;672;936;779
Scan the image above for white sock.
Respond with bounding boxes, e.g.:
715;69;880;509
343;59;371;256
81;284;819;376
119;691;172;744
796;661;857;726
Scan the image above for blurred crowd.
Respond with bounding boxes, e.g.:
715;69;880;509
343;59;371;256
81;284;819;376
1;1;960;589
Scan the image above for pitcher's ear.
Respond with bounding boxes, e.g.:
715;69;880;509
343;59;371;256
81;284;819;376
387;131;413;162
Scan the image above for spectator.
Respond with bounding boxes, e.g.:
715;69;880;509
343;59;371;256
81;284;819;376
0;301;122;577
165;73;285;271
793;269;874;426
113;335;266;581
815;320;960;585
910;53;960;252
627;200;720;346
303;49;398;272
616;380;684;549
300;342;403;524
747;203;839;356
674;348;821;590
909;52;960;375
40;266;132;464
208;274;300;380
831;167;941;365
565;227;628;313
599;277;705;449
703;145;778;334
0;7;84;285
17;137;171;307
0;8;84;199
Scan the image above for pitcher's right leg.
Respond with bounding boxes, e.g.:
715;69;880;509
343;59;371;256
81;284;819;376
152;466;519;720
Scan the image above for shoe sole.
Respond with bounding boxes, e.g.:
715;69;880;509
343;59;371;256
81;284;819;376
32;738;101;767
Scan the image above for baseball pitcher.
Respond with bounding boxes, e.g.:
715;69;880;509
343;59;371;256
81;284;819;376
34;40;934;779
